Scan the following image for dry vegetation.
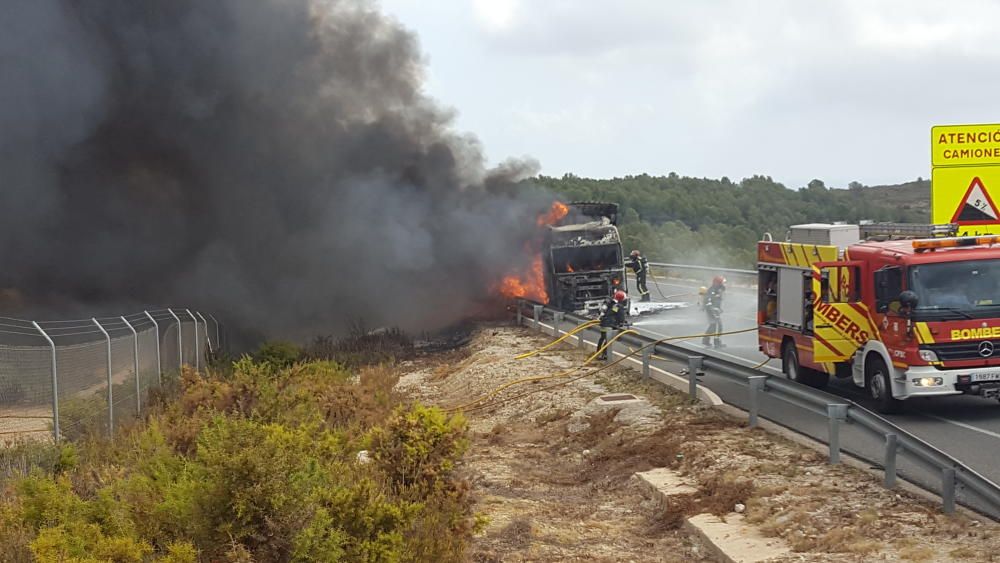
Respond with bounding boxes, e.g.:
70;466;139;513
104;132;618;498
398;325;1000;562
0;334;473;562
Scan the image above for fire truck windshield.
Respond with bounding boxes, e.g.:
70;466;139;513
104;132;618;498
909;259;1000;319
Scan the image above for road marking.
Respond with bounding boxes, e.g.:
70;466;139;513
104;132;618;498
917;413;1000;441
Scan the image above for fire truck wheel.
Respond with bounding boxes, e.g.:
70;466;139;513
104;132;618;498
782;342;828;388
866;355;903;414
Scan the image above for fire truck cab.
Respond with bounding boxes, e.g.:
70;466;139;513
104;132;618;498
758;222;1000;413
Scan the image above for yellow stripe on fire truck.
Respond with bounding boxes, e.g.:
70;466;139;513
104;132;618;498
777;243;838;268
912;322;935;344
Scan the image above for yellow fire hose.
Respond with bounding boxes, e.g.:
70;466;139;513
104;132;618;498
446;329;640;413
514;319;599;359
446;325;759;413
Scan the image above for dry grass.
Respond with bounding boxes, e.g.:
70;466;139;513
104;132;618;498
694;472;754;517
899;545;936;561
497;517;533;549
949;546;979;560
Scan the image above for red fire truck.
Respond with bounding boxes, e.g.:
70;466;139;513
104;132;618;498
758;222;1000;413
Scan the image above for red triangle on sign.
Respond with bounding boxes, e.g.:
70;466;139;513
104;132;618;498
951;176;1000;225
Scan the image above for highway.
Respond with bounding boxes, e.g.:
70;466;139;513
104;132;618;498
622;274;1000;506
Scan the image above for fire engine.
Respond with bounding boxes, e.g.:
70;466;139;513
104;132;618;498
758;222;1000;413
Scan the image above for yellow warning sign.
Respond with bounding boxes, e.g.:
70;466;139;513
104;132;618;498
932;124;1000;167
932;166;1000;235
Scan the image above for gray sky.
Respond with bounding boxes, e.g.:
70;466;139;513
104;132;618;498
379;0;999;189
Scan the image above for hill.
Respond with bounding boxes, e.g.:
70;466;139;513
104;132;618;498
533;174;933;268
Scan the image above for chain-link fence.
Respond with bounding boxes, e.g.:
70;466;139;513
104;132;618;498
0;309;224;443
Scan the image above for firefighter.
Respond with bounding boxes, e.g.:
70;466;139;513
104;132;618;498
628;250;651;302
596;290;628;360
701;276;726;348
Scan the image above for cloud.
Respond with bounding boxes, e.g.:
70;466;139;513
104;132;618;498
380;0;1000;187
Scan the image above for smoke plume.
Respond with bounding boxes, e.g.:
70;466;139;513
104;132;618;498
1;0;550;340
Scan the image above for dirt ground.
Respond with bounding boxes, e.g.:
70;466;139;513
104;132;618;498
397;324;1000;563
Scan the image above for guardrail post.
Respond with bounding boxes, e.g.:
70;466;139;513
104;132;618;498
121;317;141;415
942;468;956;513
516;299;523;325
93;318;113;435
554;312;564;337
532;305;543;332
827;404;849;464
748;376;766;428
641;347;651;379
32;322;59;443
168;309;183;368
883;434;898;488
144;311;162;386
687;356;704;401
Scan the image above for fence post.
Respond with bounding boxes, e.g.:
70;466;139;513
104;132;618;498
554;312;565;337
687;356;704;401
144;311;162;386
92;318;113;435
748;376;766;428
942;468;956;513
516;299;523;326
827;404;849;464
532;305;542;332
884;433;898;488
168;309;183;369
185;309;200;372
208;313;221;354
196;311;212;354
32;322;59;443
121;317;141;415
641;347;651;379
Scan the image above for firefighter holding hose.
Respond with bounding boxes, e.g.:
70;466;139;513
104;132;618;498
701;276;726;348
628;250;651;302
596;290;628;360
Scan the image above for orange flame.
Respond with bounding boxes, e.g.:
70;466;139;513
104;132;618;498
493;201;570;303
536;201;569;226
566;263;575;273
496;255;548;302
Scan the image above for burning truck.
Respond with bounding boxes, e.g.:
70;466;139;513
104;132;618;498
542;202;626;315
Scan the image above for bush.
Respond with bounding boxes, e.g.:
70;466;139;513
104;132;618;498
252;340;302;368
369;404;468;491
306;324;414;368
0;341;475;561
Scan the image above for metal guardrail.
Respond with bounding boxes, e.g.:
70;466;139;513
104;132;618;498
647;262;757;277
516;299;1000;517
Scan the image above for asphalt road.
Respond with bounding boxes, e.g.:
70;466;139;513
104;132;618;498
619;275;1000;509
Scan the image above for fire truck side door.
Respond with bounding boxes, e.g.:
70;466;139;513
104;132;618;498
811;262;868;363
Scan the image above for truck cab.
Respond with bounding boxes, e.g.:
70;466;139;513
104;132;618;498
543;202;626;315
758;222;1000;413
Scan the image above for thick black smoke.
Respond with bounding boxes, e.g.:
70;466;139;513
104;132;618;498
1;1;550;340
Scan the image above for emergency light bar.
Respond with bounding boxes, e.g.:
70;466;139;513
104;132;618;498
912;235;1000;250
860;222;958;239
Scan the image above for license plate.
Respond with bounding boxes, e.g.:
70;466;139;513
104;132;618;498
971;372;1000;382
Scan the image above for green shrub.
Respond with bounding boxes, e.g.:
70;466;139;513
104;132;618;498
0;356;475;561
252;340;303;368
369;404;468;491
